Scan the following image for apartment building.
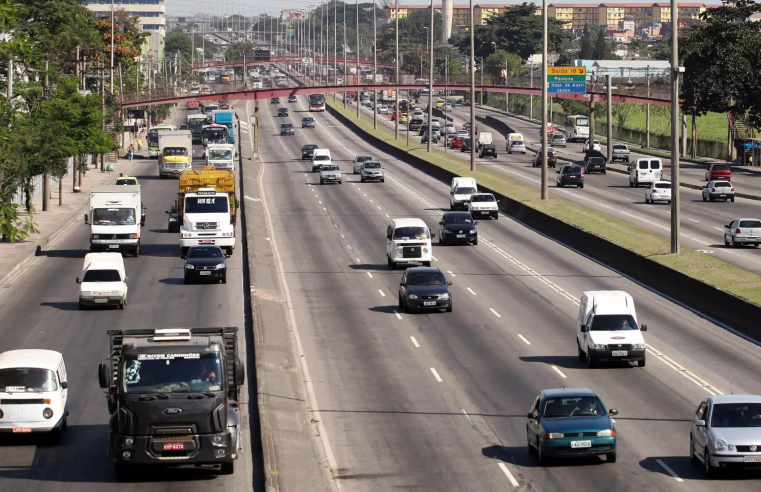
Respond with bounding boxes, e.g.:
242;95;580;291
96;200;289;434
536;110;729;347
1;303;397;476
85;0;166;59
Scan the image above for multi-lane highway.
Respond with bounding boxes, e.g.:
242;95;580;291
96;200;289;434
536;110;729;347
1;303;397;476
338;90;761;275
253;87;761;490
0;109;258;489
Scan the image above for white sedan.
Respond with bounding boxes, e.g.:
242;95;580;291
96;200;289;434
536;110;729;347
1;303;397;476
583;139;601;152
377;105;388;114
645;181;672;204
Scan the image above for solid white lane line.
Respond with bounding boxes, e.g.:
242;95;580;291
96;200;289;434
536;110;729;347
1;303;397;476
430;368;443;382
466;287;477;295
551;365;568;378
498;463;520;487
447;270;456;277
655;459;684;482
394;310;403;320
517;334;531;345
378;289;385;297
410;336;420;348
366;272;373;278
490;308;502;318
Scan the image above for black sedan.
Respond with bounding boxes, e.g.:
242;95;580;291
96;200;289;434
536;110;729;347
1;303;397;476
479;143;498;158
280;123;295;136
557;164;584;188
270;97;280;104
532;149;557;168
460;138;473;152
438;211;478;246
277;107;289;117
302;144;317;159
302;116;316;128
184;245;227;284
288;95;298;103
398;267;452;313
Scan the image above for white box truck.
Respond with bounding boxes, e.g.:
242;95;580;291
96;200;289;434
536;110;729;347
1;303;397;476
158;130;193;178
206;143;236;170
85;185;143;257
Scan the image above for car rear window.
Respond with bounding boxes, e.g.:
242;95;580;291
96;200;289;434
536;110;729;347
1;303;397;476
714;181;731;187
568;166;582;173
654;183;672;189
740;220;761;228
613;145;627;150
650;161;661;169
713;165;730;171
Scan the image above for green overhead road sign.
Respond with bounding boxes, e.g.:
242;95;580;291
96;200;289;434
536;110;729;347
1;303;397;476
547;75;586;83
302;57;313;64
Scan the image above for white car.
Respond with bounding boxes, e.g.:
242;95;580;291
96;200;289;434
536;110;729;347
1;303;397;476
444;103;454;111
645;181;672;204
445;122;456;134
377;105;388;114
724;218;761;248
583;139;601;152
456;129;469;139
468;193;499;220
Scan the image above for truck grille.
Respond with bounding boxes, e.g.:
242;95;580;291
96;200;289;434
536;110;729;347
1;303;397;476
607;344;632;350
402;246;422;258
165;163;185;169
152;435;194;442
0;399;46;404
194;222;218;231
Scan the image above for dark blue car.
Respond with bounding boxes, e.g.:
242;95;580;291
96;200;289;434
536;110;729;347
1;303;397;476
527;388;618;464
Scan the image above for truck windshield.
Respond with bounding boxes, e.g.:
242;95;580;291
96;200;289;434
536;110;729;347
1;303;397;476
93;208;136;225
122;353;223;393
590;314;639;331
0;368;58;393
185;196;229;214
209;150;232;160
83;269;122;282
164;148;188;156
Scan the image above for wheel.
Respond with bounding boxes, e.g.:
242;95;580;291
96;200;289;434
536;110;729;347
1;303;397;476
731;197;735;202
731;237;737;248
703;195;707;202
473;238;478;246
361;177;365;182
629;181;634;188
184;275;190;284
527;430;535;453
398;296;404;311
133;245;140;257
710;196;715;202
181;247;189;258
607;452;617;463
387;256;393;269
724;237;730;247
493;214;498;220
577;341;585;361
704;448;717;478
222;277;227;284
690;435;699;465
637;354;646;367
603;171;607;175
537;438;548;465
79;302;87;311
320;179;324;184
646;197;650;204
219;461;235;475
338;181;343;184
586;348;596;368
579;184;584;188
446;302;452;313
423;261;431;267
381;178;385;182
558;183;563;188
119;295;126;310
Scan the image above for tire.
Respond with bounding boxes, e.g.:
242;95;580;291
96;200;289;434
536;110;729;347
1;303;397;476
473;238;478;246
387;256;393;269
690;435;699;465
399;296;404;311
724;237;730;247
537;438;548;465
577;341;585;361
361;178;365;182
645;197;650;204
133;245;140;258
114;463;130;481
731;197;735;202
704;448;717;478
446;302;452;312
629;181;634;188
339;181;343;184
493;214;498;220
703;196;707;202
119;295;126;310
320;179;324;185
184;275;190;284
637;354;646;367
586;348;596;368
219;461;235;475
731;237;737;248
222;277;227;284
79;302;87;311
668;201;672;204
607;452;617;463
579;184;584;189
558;183;563;188
381;178;385;183
423;261;431;267
527;430;535;453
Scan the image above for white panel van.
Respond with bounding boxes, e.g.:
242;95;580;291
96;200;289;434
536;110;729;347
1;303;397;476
628;158;663;187
76;253;128;310
386;218;435;269
450;177;478;210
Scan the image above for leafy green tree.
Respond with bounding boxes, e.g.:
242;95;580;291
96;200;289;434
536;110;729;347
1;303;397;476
579;27;593;59
225;42;256;62
485;50;522;76
165;32;193;59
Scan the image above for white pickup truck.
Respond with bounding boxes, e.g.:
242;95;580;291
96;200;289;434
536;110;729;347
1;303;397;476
611;144;631;163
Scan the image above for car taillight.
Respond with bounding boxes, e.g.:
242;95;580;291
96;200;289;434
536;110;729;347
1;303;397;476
712;188;716;192
737;229;742;234
561;174;566;178
731;188;735;191
581;173;584;178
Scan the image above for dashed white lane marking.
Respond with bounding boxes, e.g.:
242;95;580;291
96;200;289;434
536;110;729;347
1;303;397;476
369;199;374;203
366;272;373;278
323;207;327;211
689;218;699;223
410;336;420;348
498;463;520;487
318;200;322;204
466;287;477;295
334;224;338;228
551;365;568;378
363;193;367;196
378;289;385;297
431;256;438;261
355;257;361;263
490;308;502;318
430;368;443;382
714;227;724;231
656;459;684;482
517;334;531;345
393;310;403;320
447;271;456;277
385;213;390;218
377;206;382;210
340;234;345;238
347;244;353;250
244;195;260;201
460;409;476;427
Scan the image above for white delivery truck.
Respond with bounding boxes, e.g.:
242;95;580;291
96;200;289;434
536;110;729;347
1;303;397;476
206;143;236;170
477;132;493;150
85;185;143;257
158;130;193;178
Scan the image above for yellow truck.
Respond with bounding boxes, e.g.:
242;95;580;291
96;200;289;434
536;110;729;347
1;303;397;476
221;74;231;83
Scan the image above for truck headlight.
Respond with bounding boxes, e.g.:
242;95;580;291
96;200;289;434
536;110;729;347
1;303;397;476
422;247;429;254
714;440;727;451
182;232;191;238
396;248;402;255
125;437;134;446
185;264;195;269
43;408;54;419
590;344;607;350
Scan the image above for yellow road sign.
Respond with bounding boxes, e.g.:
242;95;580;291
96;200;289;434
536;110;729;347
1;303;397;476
548;66;587;76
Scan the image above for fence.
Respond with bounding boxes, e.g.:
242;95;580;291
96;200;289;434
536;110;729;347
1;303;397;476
10;155;92;207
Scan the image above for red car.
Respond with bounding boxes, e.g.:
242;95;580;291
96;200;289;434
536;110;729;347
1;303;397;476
186;101;199;109
220;103;230;109
391;112;397;121
451;137;464;148
705;163;731;181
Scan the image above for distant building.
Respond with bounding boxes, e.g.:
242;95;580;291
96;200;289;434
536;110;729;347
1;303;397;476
85;0;166;60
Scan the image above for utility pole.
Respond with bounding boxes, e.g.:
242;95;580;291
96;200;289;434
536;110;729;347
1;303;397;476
606;74;612;164
100;62;106;172
356;0;360;119
427;0;433;153
43;59;50;212
646;66;650;148
373;0;377;130
670;1;681;253
334;0;337;102
469;0;475;171
530;63;534;119
394;0;399;140
344;2;347;109
110;0;115;93
540;0;548;200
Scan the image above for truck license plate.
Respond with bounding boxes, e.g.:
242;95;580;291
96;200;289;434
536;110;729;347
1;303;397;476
423;301;437;306
571;440;592;448
200;271;211;276
12;427;31;433
612;350;628;356
199;240;214;244
162;442;185;451
94;299;107;304
108;244;119;249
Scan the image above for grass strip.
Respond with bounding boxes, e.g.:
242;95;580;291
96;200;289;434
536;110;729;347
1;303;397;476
328;99;761;306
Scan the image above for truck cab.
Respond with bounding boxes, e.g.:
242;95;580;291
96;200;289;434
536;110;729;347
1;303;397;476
85;185;142;256
98;328;245;478
206;144;235;170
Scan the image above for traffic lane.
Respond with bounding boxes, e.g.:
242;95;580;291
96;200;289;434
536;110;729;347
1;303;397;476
256;111;517;491
285;110;745;491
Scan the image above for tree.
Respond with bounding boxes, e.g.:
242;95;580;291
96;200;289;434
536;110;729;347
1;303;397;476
579;27;594;59
165;32;193;59
225;42;256;63
484;50;522;76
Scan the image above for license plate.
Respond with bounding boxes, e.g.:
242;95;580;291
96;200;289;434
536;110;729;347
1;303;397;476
162;442;185;451
479;211;489;214
12;427;31;433
612;350;628;356
94;299;107;304
456;234;466;238
571;440;592;448
744;456;761;462
200;271;211;276
199;240;214;244
423;301;437;306
108;244;119;249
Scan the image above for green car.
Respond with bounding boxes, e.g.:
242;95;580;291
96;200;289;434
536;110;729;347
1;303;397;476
526;388;618;464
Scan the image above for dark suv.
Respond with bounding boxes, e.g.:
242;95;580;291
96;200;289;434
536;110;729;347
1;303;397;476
557;164;584;188
479;143;498;159
585;156;607;174
398;267;452;313
438;211;478;246
532;149;557;168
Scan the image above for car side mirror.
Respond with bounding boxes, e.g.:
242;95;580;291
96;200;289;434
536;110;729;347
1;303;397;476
496;200;500;203
166;210;170;214
124;277;129;283
695;418;706;427
75;278;81;284
725;224;730;229
640;323;647;332
61;381;68;389
580;325;588;333
234;358;245;387
98;362;110;389
527;412;537;419
84;214;89;225
447;281;452;285
430;233;435;238
627;166;631;171
609;408;619;416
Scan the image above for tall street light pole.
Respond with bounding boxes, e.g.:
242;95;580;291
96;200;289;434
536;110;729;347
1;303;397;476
334;0;337;101
356;0;360;119
394;0;399;140
427;0;434;153
469;0;475;171
540;0;548;200
110;0;114;93
373;0;377;130
343;1;347;109
670;1;681;253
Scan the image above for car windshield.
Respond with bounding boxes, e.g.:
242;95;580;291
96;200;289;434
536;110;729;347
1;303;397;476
590;314;639;331
0;368;58;393
303;145;317;150
93;208;136;225
187;246;224;258
393;226;429;239
511;141;524;146
356;156;372;162
364;162;381;169
711;403;761;427
281;124;293;128
543;396;606;418
322;165;339;171
184;196;229;214
303;118;314;122
83;269;122;282
407;271;447;285
208;149;232;160
455;187;475;195
471;194;495;202
116;179;137;185
444;213;474;224
553;135;565;140
122;353;223;394
740;220;761;227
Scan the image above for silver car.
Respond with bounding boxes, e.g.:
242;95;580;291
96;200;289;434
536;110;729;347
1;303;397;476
319;164;343;185
703;180;735;202
691;394;761;476
353;155;373;174
360;161;384;183
724;218;761;248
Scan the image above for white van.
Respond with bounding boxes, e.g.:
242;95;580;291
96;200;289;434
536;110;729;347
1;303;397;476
450;177;478;210
506;133;525;154
76;253;128;310
312;149;332;172
628;158;663;187
576;291;647;368
0;349;69;438
386;218;435;269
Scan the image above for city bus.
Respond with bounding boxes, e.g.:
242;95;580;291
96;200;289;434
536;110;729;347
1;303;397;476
309;93;326;112
187;114;209;143
201;124;230;156
147;124;177;157
565;114;590;142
